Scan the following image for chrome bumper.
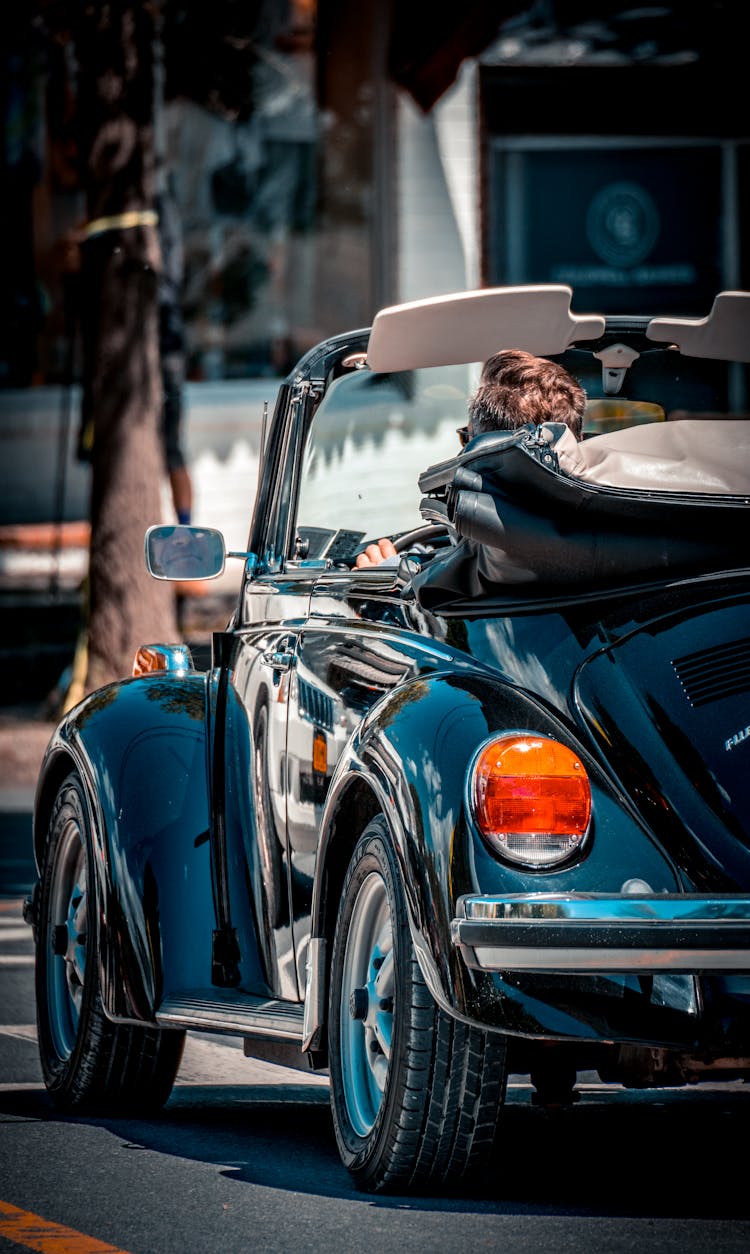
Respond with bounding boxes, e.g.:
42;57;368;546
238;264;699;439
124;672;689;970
451;894;750;973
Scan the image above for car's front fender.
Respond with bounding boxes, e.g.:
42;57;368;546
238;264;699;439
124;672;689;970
33;673;213;1025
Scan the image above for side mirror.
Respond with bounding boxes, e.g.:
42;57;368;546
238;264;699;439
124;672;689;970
144;524;226;581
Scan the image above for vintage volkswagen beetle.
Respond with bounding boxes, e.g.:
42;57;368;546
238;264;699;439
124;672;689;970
25;286;750;1193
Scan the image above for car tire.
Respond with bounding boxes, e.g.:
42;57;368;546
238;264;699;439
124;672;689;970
35;770;185;1113
328;815;508;1192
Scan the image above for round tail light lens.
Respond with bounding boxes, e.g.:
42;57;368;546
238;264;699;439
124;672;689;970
472;734;591;867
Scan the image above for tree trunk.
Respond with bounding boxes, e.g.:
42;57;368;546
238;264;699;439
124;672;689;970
76;1;177;692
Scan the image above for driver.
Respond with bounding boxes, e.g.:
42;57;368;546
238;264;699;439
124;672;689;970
354;350;586;568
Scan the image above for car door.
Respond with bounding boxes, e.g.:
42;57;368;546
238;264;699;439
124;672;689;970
218;378;322;1002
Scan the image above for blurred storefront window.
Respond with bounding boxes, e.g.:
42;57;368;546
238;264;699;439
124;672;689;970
2;0;376;389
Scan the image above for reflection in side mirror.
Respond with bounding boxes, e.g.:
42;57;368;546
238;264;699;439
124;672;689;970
144;524;226;581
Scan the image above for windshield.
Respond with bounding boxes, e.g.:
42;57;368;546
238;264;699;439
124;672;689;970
295;365;480;551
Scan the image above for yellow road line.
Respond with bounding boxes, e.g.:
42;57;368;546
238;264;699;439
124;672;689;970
0;1199;131;1253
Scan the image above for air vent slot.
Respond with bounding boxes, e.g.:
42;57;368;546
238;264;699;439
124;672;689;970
673;637;750;708
297;676;335;732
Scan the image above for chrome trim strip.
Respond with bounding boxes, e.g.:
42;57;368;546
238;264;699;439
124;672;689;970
452;895;750;974
458;894;750;923
468;947;750;973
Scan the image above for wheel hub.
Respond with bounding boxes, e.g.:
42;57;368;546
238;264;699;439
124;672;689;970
349;986;369;1020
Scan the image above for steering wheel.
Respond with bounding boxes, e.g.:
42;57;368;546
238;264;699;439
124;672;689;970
393;522;454;553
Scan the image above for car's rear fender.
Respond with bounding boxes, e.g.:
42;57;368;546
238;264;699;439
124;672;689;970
305;670;681;1044
33;674;214;1025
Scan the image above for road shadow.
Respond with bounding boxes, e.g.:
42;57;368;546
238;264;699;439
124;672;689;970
2;1081;750;1217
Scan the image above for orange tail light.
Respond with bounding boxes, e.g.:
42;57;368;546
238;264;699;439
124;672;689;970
472;734;591;867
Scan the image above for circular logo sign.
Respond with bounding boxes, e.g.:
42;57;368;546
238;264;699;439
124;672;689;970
586;181;660;267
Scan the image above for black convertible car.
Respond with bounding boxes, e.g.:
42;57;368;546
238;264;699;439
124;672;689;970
25;285;750;1193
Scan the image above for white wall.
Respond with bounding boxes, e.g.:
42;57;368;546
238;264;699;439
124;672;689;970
396;60;480;302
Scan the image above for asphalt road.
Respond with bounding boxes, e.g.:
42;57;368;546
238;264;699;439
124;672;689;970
2;819;750;1253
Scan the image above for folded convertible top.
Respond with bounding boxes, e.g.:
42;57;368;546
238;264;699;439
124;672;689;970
413;420;749;604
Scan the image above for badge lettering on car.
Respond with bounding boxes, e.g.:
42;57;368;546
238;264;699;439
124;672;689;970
726;724;750;751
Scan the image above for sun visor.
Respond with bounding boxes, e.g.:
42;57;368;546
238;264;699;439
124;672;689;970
646;291;750;362
366;286;605;373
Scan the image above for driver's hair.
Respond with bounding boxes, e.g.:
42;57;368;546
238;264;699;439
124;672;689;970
468;349;585;442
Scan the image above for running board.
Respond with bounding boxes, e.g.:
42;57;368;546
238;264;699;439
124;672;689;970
156;989;304;1041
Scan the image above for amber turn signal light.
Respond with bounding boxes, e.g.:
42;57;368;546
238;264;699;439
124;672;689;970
132;646;170;678
472;734;591;867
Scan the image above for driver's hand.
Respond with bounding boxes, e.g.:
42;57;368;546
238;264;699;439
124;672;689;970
354;538;397;569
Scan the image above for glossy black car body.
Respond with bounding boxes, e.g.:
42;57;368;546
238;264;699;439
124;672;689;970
27;286;750;1191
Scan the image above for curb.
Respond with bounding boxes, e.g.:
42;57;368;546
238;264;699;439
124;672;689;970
0;789;36;813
